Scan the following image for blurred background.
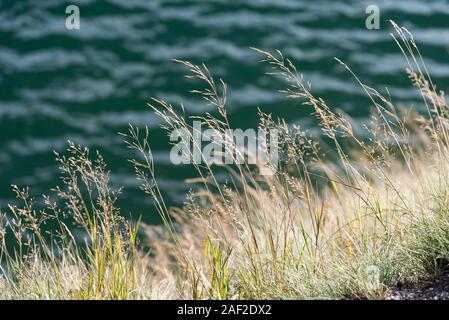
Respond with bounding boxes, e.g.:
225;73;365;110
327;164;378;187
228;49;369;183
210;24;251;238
0;0;448;224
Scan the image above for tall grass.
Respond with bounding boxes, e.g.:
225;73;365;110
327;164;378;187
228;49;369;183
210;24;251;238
2;21;449;299
0;143;149;299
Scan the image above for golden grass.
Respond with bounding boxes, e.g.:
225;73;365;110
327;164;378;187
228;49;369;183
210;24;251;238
2;21;449;299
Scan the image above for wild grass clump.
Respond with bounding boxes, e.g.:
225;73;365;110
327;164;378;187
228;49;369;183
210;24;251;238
0;143;151;299
2;21;449;299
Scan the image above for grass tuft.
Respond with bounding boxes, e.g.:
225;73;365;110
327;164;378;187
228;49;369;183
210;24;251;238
2;22;449;299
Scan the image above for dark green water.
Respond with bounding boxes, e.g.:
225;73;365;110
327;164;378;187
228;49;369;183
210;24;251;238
1;0;448;223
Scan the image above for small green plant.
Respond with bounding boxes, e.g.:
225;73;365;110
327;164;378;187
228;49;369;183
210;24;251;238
205;238;233;299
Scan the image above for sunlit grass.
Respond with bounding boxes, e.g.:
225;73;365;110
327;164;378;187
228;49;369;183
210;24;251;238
2;21;449;299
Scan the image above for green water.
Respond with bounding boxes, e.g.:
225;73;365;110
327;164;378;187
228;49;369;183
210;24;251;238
1;0;449;224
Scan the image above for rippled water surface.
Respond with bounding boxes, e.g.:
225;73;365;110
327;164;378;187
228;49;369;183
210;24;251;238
1;0;448;223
